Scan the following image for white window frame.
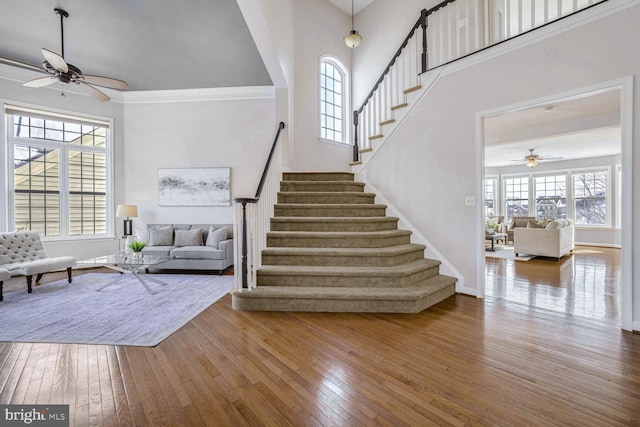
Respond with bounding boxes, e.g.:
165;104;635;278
571;166;611;228
3;103;114;241
484;175;499;216
319;55;350;145
533;172;568;220
502;174;530;223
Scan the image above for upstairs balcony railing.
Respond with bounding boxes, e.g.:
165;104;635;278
353;0;607;161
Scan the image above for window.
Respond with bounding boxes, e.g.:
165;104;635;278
484;177;497;216
503;176;529;222
534;174;566;220
7;106;111;238
320;56;348;143
573;170;607;226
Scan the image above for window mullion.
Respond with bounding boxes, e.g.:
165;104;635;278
60;145;70;238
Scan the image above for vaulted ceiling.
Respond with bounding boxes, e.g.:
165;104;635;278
0;0;272;91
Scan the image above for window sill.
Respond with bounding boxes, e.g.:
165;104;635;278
318;137;352;148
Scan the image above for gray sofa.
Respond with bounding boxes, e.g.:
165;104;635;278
136;224;234;274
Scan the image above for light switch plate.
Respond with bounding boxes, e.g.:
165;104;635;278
465;196;475;206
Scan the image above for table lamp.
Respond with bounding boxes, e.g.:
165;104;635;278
116;204;138;236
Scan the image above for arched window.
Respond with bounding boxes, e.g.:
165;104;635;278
320;56;348;143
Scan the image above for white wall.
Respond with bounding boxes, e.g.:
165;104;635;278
354;0;639;325
352;0;441;107
486;155;622;247
0;65;125;259
292;0;353;171
122;89;276;229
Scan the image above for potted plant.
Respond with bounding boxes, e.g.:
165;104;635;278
128;240;146;258
485;221;499;235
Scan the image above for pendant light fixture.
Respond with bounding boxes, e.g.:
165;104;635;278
344;0;362;48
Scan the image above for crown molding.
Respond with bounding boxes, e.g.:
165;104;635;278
0;63;274;105
121;85;276;104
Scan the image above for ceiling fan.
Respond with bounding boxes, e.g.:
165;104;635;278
0;8;128;102
511;148;563;168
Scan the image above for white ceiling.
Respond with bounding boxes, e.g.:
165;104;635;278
484;89;621;167
327;0;376;15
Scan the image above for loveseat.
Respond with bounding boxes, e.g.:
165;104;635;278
514;219;575;260
136;224;234;274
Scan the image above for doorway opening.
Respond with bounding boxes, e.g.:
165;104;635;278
480;81;630;328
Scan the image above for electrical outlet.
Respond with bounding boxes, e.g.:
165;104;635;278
465;196;475;206
459;18;468;28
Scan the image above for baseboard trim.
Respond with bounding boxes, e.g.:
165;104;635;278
575;242;621;248
632;321;640;333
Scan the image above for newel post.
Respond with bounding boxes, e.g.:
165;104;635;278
240;202;248;289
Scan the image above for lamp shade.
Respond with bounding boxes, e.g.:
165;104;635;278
116;204;138;218
344;30;362;48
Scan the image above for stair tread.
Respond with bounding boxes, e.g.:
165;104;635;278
282;180;365;185
258;259;440;276
271;217;398;222
262;243;425;256
233;275;456;300
275;203;387;208
279;191;375;196
266;230;411;238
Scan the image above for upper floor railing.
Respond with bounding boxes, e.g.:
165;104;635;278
353;0;607;162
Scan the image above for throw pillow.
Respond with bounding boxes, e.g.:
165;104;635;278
135;227;150;245
206;226;228;249
174;228;203;247
545;220;560;229
527;219;546;228
148;225;174;246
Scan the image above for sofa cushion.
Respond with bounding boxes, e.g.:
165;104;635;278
174;228;203;247
171;246;225;260
3;256;76;276
206;226;228;248
149;225;174;246
142;246;175;257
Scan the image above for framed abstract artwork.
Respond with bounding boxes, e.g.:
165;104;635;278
158;167;230;206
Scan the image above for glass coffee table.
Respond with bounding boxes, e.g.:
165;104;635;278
78;254;170;295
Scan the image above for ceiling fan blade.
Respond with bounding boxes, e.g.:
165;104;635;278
81;74;128;90
24;76;58;88
0;56;45;73
539;155;564;160
41;48;68;73
78;82;110;102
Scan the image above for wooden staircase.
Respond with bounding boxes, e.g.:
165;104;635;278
231;172;456;312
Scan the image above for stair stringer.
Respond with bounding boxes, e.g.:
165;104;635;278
356;179;470;295
352;67;444;173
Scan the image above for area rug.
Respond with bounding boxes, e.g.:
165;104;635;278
0;273;233;346
485;247;534;262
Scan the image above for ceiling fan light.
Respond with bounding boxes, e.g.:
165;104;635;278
526;158;538;168
344;30;362;48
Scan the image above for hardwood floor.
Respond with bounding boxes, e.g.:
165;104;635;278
486;245;622;325
1;255;639;426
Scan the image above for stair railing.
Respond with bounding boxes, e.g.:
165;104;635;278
352;0;607;162
233;121;286;291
